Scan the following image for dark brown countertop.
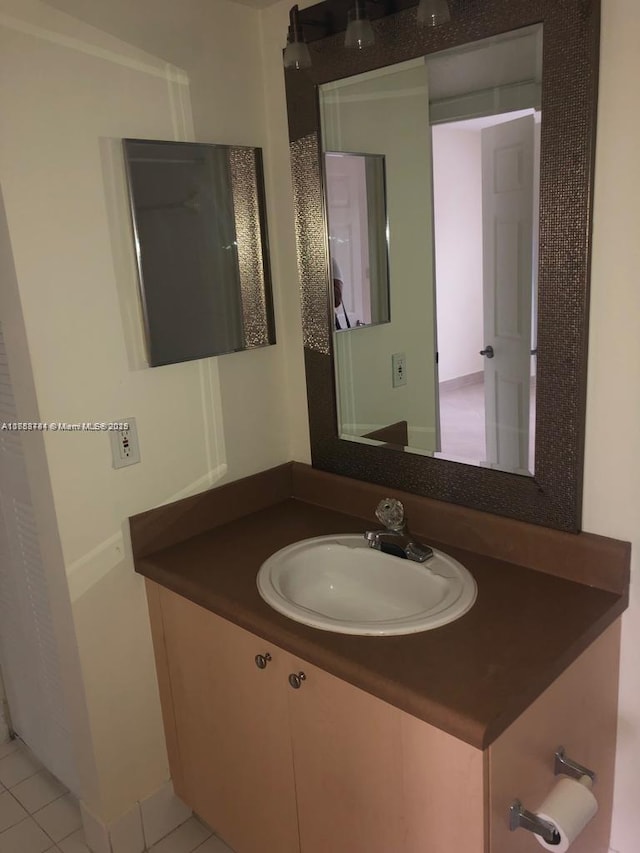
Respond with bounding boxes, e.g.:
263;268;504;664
134;494;627;749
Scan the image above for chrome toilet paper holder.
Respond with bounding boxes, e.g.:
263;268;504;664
509;802;561;845
553;746;596;785
509;746;596;844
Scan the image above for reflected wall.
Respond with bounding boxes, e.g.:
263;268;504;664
320;61;439;453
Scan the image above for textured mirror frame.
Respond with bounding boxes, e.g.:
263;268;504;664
285;0;600;532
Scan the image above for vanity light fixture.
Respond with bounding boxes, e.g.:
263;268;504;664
283;0;451;71
345;0;375;49
416;0;451;27
283;5;312;70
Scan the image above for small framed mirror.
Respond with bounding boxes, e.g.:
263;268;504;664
123;138;275;367
325;151;390;331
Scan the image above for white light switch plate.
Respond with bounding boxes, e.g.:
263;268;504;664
392;352;407;387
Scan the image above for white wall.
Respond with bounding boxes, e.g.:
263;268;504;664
432;125;484;382
0;0;297;824
583;2;640;850
254;0;313;467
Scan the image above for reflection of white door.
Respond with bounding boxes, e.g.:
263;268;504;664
325;153;371;326
481;115;534;472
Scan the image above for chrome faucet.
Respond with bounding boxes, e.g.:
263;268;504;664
364;498;433;563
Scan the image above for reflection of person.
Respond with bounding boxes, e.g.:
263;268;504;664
332;256;351;330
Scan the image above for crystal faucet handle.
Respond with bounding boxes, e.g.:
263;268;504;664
375;498;405;531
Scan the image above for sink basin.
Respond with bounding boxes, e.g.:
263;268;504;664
257;534;477;636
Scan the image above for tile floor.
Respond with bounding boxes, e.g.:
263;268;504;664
0;739;233;853
437;377;536;472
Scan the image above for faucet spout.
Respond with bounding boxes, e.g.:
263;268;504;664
365;500;433;563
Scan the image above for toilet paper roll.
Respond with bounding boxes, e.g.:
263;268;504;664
535;775;598;851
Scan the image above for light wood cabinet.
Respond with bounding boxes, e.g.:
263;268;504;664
146;581;619;853
147;582;299;853
288;660;406;853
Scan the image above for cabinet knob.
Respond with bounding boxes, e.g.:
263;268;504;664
288;671;306;689
254;653;272;670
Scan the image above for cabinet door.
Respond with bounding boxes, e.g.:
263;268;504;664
285;656;486;853
156;586;299;853
285;657;406;853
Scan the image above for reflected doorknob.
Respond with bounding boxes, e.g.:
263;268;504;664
480;345;495;358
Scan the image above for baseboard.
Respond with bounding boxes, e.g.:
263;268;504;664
80;779;192;852
439;370;483;392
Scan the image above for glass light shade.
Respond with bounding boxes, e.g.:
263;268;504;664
417;0;451;27
345;9;375;49
283;39;312;70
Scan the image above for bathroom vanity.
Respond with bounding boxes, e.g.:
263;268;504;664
131;463;629;853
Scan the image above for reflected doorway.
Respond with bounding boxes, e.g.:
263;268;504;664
432;109;540;474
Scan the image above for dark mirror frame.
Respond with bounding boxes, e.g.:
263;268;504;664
285;0;600;532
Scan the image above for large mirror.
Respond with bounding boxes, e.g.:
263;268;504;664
286;0;599;531
321;28;541;475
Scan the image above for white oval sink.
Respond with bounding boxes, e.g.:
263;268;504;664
257;534;477;636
